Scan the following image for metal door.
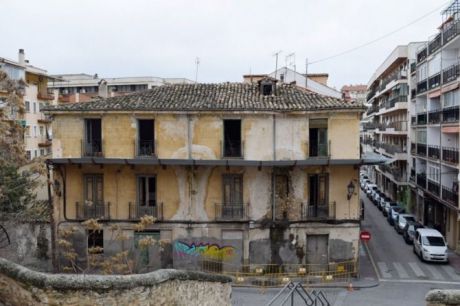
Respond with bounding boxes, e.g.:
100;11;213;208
306;234;329;272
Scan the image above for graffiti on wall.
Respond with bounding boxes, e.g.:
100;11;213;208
174;241;235;261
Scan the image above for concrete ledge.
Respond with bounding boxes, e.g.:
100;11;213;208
426;289;460;305
0;257;231;290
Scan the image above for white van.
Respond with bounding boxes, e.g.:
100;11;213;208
413;228;448;263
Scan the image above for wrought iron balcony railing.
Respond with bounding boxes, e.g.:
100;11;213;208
215;203;249;220
417;48;428;64
428;73;441;90
428;109;441;124
442;147;459;164
427;145;440;160
442;186;459;206
300;202;336;221
443;19;460;44
76;201;111;220
417;143;427;156
136;140;156;157
427;180;440;196
416;173;426;188
81;140;103;157
428;33;442;55
417;113;427;125
128;202;163;220
442;63;460;84
442;106;460;123
417;80;428;94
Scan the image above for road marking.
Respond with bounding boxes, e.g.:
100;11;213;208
424;264;444;280
393;262;409;278
377;262;392;279
380;278;460;285
441;265;460;281
362;241;381;281
408;262;427;278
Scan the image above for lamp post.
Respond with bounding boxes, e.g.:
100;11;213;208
347;181;355;219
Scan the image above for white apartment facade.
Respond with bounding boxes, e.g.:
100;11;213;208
48;74;195;104
362;43;424;211
411;0;460;250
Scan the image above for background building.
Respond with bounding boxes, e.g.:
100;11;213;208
48;73;194;104
411;0;460;251
341;84;367;104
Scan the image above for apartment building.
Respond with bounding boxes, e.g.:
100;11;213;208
411;1;460;250
44;80;370;273
362;43;423;208
0;49;54;161
341;85;367;105
48;73;194;104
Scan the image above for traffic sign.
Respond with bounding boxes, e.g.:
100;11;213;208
360;231;371;241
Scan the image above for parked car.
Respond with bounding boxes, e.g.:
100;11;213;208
364;182;375;193
395;214;416;234
371;190;381;204
383;201;398;216
378;196;390;211
413;228;448;263
387;206;405;225
366;185;378;198
403;221;424;244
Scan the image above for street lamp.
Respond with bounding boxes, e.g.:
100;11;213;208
347;181;355;200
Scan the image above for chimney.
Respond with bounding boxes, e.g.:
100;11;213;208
98;80;108;98
18;49;25;66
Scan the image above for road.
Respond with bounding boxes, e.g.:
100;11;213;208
361;190;460;283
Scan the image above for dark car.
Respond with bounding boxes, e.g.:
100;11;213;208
403;221;424;244
387;206;405;225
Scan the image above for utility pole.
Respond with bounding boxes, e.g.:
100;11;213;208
195;57;200;83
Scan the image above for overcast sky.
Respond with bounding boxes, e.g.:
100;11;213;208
1;0;450;89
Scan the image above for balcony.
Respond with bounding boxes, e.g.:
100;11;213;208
428;109;441;124
381;143;406;155
366;105;379;116
417;80;428;94
215;203;249;221
301;202;336;221
428;73;441;90
379;164;407;182
442;63;460;84
362;122;379;130
417;113;427;125
136;140;156;157
427;180;440;196
427;145;440;160
76;201;111;220
222;141;244;158
411;116;417;126
37;92;54;101
128;202;163;220
416;173;426;188
410;63;416;74
411;142;416;154
442;106;459;123
417;143;427;156
387;121;407;132
417;48;427;64
410;169;416;182
443;19;460;44
442;186;459;206
82;140;103;157
385;95;407;109
428;33;442;55
442;147;459;164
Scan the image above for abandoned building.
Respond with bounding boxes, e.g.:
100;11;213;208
44;79;370;273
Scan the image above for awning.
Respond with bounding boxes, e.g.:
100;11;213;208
428;89;442;98
442;126;459;134
441;82;459;94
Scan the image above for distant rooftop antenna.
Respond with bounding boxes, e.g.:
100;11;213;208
195;57;200;83
285;53;296;73
273;50;282;80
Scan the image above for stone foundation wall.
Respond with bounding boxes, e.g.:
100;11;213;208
426;289;460;306
0;257;231;306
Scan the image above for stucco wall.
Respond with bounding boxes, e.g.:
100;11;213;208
0;257;231;306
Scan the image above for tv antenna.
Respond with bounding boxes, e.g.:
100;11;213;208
285;53;296;73
195;57;200;83
273;50;282;79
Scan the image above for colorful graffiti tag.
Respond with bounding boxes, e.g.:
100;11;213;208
174;241;235;261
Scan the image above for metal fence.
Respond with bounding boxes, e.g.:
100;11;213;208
187;257;357;288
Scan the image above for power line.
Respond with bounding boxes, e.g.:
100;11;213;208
309;0;451;65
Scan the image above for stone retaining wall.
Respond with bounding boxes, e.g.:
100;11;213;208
0;257;232;306
426;289;460;306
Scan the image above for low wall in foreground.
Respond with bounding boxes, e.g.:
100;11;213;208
426;289;460;306
0;257;232;306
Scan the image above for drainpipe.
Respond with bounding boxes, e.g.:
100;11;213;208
46;162;57;272
272;114;277;221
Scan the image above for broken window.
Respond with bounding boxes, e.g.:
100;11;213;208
137;176;157;217
221;174;243;218
309;119;328;157
137;119;155;156
223;119;242;157
308;174;329;218
84;119;102;156
87;230;103;254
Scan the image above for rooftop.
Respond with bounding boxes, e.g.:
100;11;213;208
43;82;364;113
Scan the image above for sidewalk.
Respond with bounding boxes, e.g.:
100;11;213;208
448;249;460;274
